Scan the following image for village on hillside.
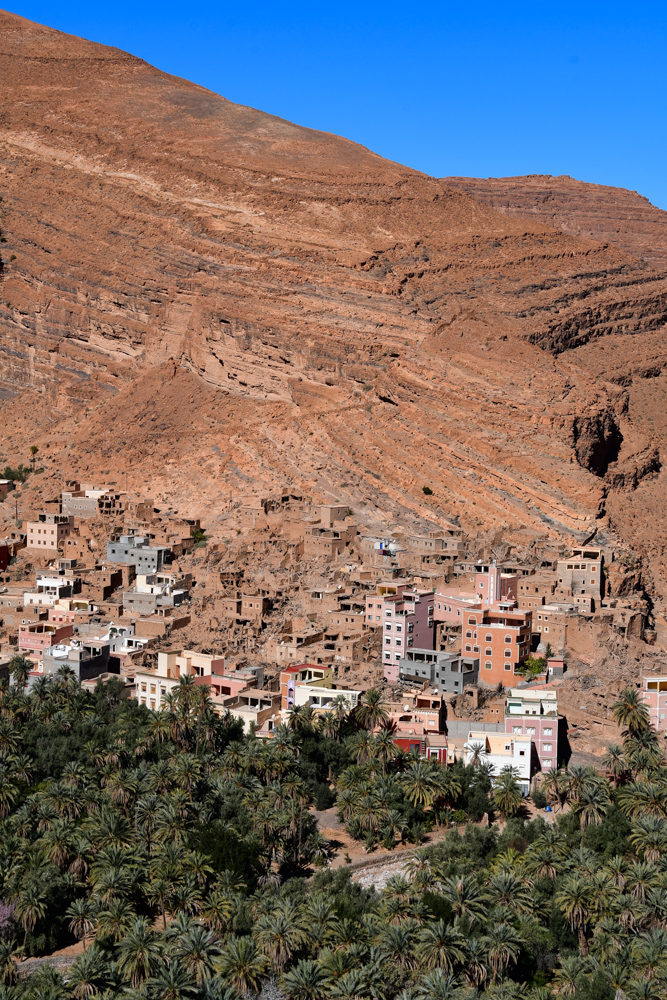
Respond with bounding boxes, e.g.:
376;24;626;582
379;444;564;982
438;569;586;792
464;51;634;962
2;475;665;791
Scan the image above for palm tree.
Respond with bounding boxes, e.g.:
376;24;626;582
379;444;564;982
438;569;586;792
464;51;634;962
373;728;398;775
576;781;610;845
412;968;461;1000
14;883;47;956
64;945;113;999
612;689;650;737
172;923;222;985
65;898;97;952
552;955;587;997
280;958;328;1000
7;656;32;694
0;939;20;986
467;741;488;769
486;871;535;918
255;904;306;974
215;936;267;994
200;890;235;937
116;917;163;988
355;689;389;731
601;744;628;786
492;767;523;819
618;781;667;821
145;959;199;1000
481;922;522;982
401;760;436;812
463;937;488;988
629;815;667;863
95;899;136;943
416;919;466;971
378;919;420;968
441;873;487;927
556;874;594;955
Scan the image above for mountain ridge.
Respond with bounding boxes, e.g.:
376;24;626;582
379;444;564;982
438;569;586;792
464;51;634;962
2;9;667;599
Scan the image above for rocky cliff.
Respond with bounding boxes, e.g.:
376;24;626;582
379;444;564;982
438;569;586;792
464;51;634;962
2;12;667;594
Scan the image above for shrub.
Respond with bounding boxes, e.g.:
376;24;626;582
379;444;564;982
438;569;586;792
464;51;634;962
532;787;547;809
422;486;433;495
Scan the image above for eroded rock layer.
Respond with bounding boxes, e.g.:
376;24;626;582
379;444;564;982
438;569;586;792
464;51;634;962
2;12;667;593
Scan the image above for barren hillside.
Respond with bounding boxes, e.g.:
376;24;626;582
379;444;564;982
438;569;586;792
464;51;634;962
2;11;667;596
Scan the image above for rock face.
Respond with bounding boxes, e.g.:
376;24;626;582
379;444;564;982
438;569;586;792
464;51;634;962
2;12;667;594
442;173;667;269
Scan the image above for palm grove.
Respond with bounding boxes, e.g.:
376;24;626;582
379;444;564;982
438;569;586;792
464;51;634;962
0;664;666;1000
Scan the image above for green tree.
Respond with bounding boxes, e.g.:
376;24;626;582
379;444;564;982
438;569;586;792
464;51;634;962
280;959;328;1000
492;767;523;819
354;689;389;731
612;689;650;737
116;917;163;988
215;936;267;994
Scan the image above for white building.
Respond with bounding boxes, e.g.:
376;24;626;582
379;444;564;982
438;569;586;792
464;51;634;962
464;731;533;794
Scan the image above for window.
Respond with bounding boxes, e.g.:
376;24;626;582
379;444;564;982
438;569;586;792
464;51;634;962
513;726;522;733
504;650;512;657
395;654;401;661
543;743;552;751
543;759;552;767
485;634;492;642
385;638;391;645
385;623;392;631
468;616;476;624
485;662;492;670
396;625;402;632
485;648;492;656
465;644;472;652
465;630;472;638
505;635;512;643
457;609;460;616
504;663;511;671
384;652;390;660
505;744;511;751
544;727;553;736
395;639;401;646
376;616;381;621
519;750;525;756
527;727;536;735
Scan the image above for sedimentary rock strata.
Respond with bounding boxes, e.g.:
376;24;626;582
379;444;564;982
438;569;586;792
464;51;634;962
1;11;667;595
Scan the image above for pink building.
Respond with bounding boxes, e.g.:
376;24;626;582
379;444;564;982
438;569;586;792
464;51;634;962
504;687;560;772
366;588;434;683
434;563;517;624
641;676;667;732
19;621;74;655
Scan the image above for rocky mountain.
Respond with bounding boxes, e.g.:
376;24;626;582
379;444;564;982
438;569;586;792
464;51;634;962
2;11;667;597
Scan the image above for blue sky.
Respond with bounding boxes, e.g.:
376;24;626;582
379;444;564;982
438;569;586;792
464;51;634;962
8;2;667;209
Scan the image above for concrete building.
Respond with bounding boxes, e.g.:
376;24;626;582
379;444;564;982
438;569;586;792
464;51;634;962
504;687;560;772
26;514;72;552
18;621;74;656
399;648;479;693
292;683;360;712
132;649;226;710
640;676;667;733
106;536;170;573
228;691;282;733
458;604;532;687
366;587;435;683
24;572;81;608
280;663;333;710
555;547;603;609
464;731;533;794
42;638;112;681
122;571;190;614
533;603;577;649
